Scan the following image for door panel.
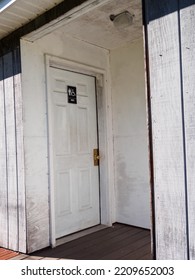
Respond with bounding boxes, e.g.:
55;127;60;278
50;67;100;238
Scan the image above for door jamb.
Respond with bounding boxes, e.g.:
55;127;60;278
142;0;155;259
45;54;114;247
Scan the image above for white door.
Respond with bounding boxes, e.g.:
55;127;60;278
49;67;100;239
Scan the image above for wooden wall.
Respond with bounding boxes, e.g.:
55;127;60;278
145;0;195;259
0;47;26;253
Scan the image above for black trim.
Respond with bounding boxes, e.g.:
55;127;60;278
0;0;88;55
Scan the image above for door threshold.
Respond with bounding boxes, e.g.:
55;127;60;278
56;225;108;247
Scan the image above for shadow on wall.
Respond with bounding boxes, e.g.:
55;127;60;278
144;0;195;22
0;47;21;81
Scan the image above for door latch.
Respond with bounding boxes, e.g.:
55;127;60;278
93;149;100;166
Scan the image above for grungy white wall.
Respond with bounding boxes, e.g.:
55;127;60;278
110;39;150;229
20;30;110;252
21;28;150;252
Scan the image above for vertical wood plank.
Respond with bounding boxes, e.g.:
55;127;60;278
180;0;195;260
3;52;18;251
0;57;8;248
13;48;26;253
145;0;188;259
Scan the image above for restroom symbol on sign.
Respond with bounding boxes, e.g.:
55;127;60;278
67;86;77;104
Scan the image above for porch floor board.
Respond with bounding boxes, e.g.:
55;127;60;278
0;248;19;260
31;223;152;260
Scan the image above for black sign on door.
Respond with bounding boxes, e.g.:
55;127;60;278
67;86;77;104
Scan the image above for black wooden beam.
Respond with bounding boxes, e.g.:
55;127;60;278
0;0;87;55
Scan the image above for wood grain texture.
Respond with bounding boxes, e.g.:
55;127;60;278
180;1;195;260
13;48;26;253
0;248;18;260
31;224;151;260
146;0;188;259
23;48;50;253
0;57;8;248
3;52;18;251
0;48;26;253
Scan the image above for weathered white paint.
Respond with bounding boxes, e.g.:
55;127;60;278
49;67;100;238
3;52;18;251
20;30;113;252
110;39;150;229
146;1;188;259
45;55;114;247
0;50;26;253
52;0;143;50
21;3;151;252
24;0;112;43
21;43;50;252
180;2;195;260
0;57;8;249
14;50;26;253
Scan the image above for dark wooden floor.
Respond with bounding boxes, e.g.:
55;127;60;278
31;223;152;260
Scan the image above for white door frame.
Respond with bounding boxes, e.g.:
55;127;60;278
45;54;114;247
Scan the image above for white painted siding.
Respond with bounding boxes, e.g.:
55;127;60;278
0;49;26;253
146;0;188;259
110;39;150;229
180;2;195;260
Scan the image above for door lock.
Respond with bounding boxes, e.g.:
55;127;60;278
93;149;100;166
